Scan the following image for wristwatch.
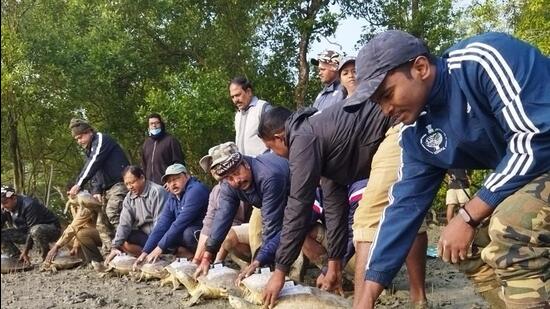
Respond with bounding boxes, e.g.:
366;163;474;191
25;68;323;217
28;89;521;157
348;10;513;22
458;207;480;228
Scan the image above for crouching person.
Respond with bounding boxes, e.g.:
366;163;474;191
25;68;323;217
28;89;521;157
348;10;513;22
193;184;252;269
104;166;166;265
46;191;104;264
1;186;61;264
134;163;209;266
193;142;289;280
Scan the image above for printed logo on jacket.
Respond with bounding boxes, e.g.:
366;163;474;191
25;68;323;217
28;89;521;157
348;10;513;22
420;124;447;155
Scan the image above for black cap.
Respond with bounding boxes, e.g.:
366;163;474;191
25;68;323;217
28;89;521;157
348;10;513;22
343;30;428;112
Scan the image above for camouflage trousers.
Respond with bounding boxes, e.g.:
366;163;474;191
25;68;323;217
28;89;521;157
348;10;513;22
1;223;61;258
96;182;128;252
459;172;550;308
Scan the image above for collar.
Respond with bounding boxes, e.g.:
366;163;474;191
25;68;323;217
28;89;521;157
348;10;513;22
424;57;448;111
242;156;257;194
11;196;22;213
85;132;99;153
130;180;151;199
241;96;259;112
322;80;340;93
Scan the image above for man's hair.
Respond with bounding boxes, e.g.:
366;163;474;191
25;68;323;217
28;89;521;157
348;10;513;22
258;106;292;140
148;112;165;130
122;165;145;179
393;52;434;79
229;76;253;92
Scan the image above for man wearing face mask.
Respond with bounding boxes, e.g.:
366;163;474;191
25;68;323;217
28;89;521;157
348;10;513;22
141;113;186;185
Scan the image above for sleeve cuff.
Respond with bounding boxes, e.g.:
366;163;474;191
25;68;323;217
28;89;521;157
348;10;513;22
365;269;395;287
476;187;505;208
275;263;290;274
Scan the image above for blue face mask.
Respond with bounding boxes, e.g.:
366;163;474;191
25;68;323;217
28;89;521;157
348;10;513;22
149;128;162;136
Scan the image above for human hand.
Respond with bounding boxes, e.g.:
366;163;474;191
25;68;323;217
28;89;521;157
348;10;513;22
193;257;211;279
68;185;80;198
315;273;325;288
438;215;475;263
104;248;122;266
236;260;260;285
45;245;59;264
69;245;80;257
19;252;31;265
133;252;147;271
262;269;285;309
321;264;343;296
92;194;102;203
145;246;163;263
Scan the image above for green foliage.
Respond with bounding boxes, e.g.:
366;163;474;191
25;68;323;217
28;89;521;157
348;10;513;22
1;0;542;214
514;0;550;55
341;0;459;54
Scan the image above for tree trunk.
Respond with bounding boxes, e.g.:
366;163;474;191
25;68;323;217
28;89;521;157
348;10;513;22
293;33;311;108
8;107;25;193
292;0;326;109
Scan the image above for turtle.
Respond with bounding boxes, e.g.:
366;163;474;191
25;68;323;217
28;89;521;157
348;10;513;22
159;258;199;291
229;270;351;309
93;254;138;277
136;254;175;282
184;264;241;307
40;250;83;272
1;254;33;274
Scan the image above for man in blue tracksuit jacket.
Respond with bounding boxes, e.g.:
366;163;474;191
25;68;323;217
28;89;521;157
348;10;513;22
194;142;289;280
135;163;209;265
344;30;550;308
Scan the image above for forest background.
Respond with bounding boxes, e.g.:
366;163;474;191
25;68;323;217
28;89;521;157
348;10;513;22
2;0;548;220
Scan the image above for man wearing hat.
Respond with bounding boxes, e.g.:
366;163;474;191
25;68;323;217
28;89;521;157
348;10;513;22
310;49;345;110
68;118;130;252
346;30;550;308
134;163;209;265
193;142;289;280
1;185;61;264
258;105;429;308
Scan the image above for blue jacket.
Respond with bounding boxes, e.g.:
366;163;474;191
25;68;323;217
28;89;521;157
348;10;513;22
142;177;209;253
205;153;289;266
366;33;550;286
312;80;345;111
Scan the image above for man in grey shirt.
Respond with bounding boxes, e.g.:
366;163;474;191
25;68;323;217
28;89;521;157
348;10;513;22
105;165;166;264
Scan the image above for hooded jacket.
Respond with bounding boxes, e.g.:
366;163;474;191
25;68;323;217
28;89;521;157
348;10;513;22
275;101;392;272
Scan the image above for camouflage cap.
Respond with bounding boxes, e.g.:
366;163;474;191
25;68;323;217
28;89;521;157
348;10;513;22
199;142;243;180
1;185;16;199
310;50;341;66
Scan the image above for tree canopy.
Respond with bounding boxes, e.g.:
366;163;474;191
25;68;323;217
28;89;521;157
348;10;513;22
2;0;547;215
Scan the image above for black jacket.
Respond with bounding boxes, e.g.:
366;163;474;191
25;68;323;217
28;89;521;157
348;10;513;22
141;133;185;185
11;195;60;251
76;132;129;194
275;100;392;272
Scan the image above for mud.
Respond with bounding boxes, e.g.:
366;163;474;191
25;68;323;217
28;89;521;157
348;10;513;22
1;225;488;308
